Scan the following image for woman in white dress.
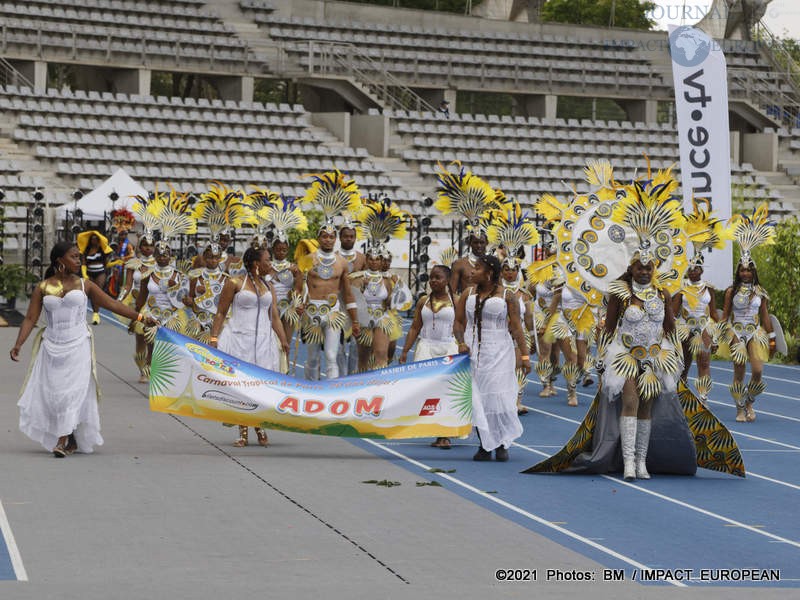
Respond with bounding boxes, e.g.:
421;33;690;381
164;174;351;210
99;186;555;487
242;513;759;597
10;242;156;457
399;265;458;449
453;255;530;462
209;246;290;448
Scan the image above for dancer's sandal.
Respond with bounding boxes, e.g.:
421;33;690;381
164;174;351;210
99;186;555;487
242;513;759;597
64;434;77;455
53;437;69;458
255;428;269;447
233;426;248;447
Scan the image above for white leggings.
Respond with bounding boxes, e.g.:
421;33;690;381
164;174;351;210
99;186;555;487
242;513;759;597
305;323;341;380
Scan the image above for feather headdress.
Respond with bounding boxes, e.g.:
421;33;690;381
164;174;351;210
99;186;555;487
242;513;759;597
134;187;197;254
193;182;257;253
584;159;616;191
248;187;280;249
111;208;136;234
611;174;686;266
358;200;408;258
486;202;540;268
131;195;158;244
728;202;776;268
684;200;731;268
260;194;308;244
434;161;497;237
300;169;361;234
438;246;459;268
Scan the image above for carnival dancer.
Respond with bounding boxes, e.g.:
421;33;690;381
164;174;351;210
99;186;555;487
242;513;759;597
10;242;157;457
184;243;227;340
400;264;458;448
380;249;414;365
487;202;539;414
543;277;594;407
672;204;729;404
117;234;157;383
187;184;257;340
721;203;776;422
450;232;488;294
527;162;745;480
338;223;366;274
453;254;529;461
209;246;290;447
348;201;407;372
77;230;113;324
105;209;137;298
433;162;502;294
259;194;306;374
335;222;365;375
527;222;562;399
132;189;197;352
296;170;362;380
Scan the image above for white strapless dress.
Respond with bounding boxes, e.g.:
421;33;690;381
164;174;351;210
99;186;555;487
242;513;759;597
18;287;103;453
218;289;280;370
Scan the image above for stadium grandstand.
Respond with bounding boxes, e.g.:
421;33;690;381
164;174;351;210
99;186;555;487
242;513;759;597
1;0;799;272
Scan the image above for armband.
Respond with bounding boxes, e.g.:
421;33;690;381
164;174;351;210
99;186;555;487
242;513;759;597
520;355;530;361
345;302;358;310
136;313;144;322
209;336;219;343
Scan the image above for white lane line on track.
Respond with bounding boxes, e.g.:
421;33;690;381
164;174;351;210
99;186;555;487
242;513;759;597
525;405;800;489
361;439;685;588
512;442;800;550
709;364;800;385
705;400;800;423
747;472;800;491
727;430;800;451
0;500;28;582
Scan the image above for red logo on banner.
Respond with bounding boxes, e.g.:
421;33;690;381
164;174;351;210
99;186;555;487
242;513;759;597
419;398;441;416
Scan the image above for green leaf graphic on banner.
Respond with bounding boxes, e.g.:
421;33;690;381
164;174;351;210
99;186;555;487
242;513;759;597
448;369;473;420
150;340;181;396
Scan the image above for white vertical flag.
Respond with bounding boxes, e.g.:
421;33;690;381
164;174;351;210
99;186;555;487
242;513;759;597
669;25;733;288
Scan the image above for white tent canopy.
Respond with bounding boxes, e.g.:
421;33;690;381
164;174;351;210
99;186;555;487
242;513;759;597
56;168;147;221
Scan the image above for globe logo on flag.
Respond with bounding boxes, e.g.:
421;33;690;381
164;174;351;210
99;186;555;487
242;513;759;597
669;26;711;67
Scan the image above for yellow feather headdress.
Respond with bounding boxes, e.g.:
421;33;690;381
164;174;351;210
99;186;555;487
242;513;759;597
300;169;361;234
684;200;731;268
132;194;159;244
486;202;540;268
728;202;776;268
261;194;309;244
248;187;281;249
584;159;616;191
611;173;686;267
193;182;257;252
358;200;408;258
134;186;197;254
434;161;498;236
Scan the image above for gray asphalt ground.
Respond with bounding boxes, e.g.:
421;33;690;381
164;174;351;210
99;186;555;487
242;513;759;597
0;318;795;600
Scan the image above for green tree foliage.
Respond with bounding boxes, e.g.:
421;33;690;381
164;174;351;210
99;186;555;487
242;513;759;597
748;218;800;346
541;0;656;29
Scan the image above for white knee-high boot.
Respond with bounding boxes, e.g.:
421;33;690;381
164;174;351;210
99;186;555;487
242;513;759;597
635;419;652;480
619;416;637;481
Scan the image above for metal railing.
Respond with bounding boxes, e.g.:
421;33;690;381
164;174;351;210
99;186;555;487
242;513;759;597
752;20;800;94
303;41;437;114
0;57;34;89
